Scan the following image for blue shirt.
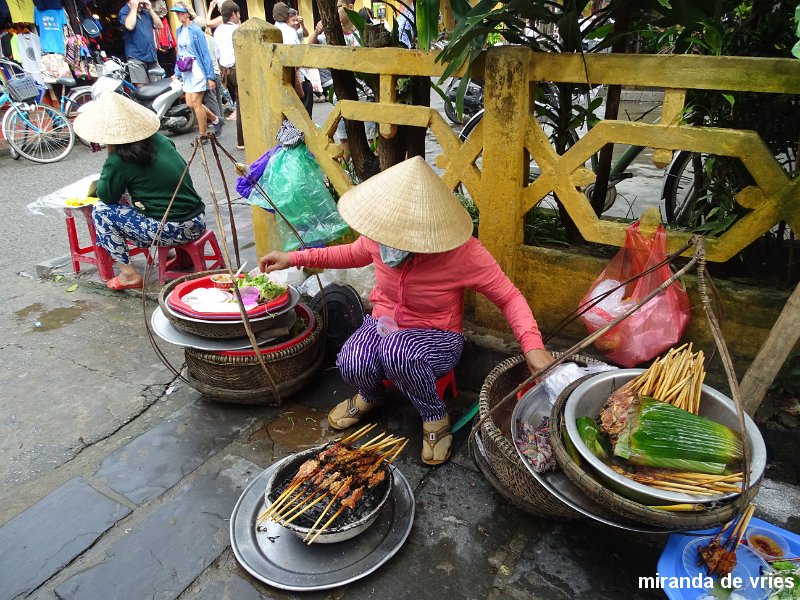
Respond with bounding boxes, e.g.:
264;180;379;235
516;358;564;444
34;7;66;54
119;4;158;62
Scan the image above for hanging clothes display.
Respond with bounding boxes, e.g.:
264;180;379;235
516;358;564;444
7;0;34;24
33;0;63;10
16;30;44;83
156;15;174;51
34;6;66;53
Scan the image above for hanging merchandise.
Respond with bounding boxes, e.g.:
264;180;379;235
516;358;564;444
15;30;44;83
248;143;351;251
41;52;71;81
157;16;175;51
7;0;34;24
34;6;66;53
579;221;691;368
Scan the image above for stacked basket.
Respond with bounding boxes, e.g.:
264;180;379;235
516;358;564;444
154;271;324;405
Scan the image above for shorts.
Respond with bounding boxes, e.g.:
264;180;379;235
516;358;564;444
128;59;161;84
181;68;208;94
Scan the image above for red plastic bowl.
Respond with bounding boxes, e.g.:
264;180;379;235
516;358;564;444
167;274;290;320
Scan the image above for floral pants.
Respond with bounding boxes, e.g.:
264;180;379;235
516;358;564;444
92;202;206;264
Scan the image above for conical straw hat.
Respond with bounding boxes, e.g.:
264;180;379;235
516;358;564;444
73;92;159;145
338;156;473;253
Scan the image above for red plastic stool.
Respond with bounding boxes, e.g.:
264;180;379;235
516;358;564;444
64;205;149;282
156;229;225;284
382;368;457;400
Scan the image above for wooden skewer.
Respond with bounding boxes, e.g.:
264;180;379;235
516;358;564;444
388;439;409;463
307;505;346;545
649;484;714;496
359;432;388;449
339;422;377;446
303;476;352;541
670;472;743;483
281;494;328;526
275;490;320;523
259;480;302;522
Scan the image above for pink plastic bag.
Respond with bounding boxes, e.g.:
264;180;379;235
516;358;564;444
579;221;690;367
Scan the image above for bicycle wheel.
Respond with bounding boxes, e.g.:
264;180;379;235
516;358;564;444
663;150;702;226
3;104;75;163
64;88;93;147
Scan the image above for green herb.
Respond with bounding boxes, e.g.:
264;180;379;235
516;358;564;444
238;273;287;303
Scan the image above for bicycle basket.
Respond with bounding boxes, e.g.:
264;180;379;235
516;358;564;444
6;74;39;103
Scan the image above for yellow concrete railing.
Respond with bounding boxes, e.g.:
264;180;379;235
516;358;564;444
234;19;800;354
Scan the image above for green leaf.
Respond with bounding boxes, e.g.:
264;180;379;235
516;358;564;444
66;284;78;292
656;0;672;7
415;0;440;50
793;39;800;59
721;93;735;108
54;275;64;282
344;8;366;41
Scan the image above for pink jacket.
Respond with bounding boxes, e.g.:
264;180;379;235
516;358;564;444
289;236;545;353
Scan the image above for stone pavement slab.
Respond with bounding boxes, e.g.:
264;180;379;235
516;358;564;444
94;397;279;505
0;476;130;600
55;458;259;600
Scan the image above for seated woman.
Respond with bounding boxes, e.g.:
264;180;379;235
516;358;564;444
259;156;554;466
73;92;206;290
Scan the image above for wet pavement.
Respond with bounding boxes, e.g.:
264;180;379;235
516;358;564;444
1;92;798;600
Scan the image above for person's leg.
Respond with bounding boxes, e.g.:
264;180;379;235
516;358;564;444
379;328;464;422
183;91;206;134
92;202;142;285
335;316;387;404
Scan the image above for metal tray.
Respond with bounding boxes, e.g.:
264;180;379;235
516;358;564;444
511;383;672;534
150;307;296;351
162;286;300;324
230;457;415;591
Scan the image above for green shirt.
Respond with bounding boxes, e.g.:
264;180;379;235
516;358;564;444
96;133;205;222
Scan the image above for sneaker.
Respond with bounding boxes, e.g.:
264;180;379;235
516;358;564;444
213;119;224;135
237;144;245;150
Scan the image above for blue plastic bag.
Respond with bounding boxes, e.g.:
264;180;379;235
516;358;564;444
248;144;350;251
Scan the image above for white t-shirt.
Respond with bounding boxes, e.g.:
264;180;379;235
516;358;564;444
16;32;44;84
213;21;238;68
275;21;299;45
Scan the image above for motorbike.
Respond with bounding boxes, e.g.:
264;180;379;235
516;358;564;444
443;77;484;125
90;58;196;135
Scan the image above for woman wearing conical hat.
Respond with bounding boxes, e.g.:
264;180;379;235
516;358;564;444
73;93;206;290
259;156;554;465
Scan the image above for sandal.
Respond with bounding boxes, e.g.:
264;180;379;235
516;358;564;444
106;276;143;291
327;394;376;430
421;414;452;466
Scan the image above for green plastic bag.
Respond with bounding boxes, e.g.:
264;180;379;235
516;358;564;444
249;144;350;251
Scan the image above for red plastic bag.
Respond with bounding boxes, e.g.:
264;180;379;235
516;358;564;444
579;221;690;367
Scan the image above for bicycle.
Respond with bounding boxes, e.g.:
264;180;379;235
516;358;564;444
0;60;75;163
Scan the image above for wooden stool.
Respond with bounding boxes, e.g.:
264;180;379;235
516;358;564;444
155;230;225;284
64;205;149;283
383;368;458;400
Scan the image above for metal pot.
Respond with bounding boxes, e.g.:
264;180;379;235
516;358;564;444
263;445;393;544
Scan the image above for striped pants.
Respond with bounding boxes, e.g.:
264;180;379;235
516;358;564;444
336;315;464;422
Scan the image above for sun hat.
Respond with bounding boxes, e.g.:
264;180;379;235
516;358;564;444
73;92;159;145
272;1;289;22
337;156;474;253
168;4;188;11
169;1;194;17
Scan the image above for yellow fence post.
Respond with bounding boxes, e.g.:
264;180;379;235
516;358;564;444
473;46;531;331
234;18;284;258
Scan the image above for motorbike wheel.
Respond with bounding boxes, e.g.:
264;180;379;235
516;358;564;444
168;106;197;135
444;97;464;125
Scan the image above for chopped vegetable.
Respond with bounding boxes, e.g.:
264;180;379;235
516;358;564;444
612;397;742;474
575;417;608;459
237;273;287;303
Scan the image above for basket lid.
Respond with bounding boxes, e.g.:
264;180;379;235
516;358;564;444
308;284;364;366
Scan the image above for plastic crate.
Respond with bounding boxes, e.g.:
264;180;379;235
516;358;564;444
6;74;39;103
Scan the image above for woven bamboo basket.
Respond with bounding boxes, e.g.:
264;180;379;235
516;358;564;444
478;353;602;519
159;270;296;339
550;377;760;530
184;304;323;405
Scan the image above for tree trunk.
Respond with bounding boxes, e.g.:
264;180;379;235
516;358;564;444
317;0;378;181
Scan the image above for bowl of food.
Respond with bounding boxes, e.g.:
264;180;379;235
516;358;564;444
746;526;790;561
563;369;766;505
262;443;394;544
210;273;236;290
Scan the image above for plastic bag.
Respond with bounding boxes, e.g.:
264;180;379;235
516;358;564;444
249;144;350;251
579;221;690;367
237;144;280;199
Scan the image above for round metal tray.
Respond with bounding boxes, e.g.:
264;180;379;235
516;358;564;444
150;307;297;351
163;286;300;324
511;383;672;534
230;457;415;591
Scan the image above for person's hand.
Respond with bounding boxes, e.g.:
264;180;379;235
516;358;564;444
315;20;324;34
208;0;217;12
208;78;216;91
524;348;555;378
140;0;151;9
259;251;291;273
296;15;304;26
